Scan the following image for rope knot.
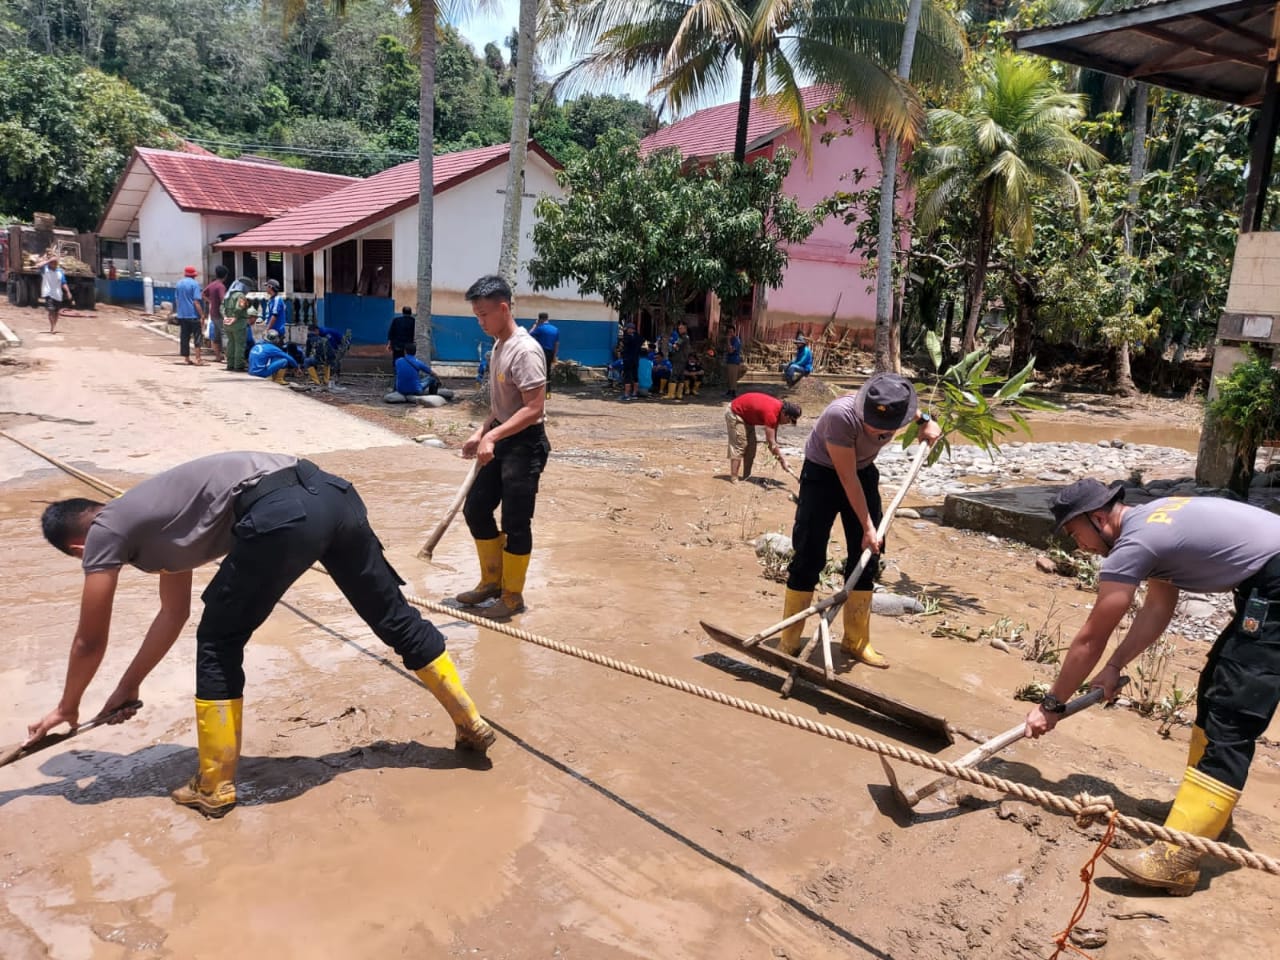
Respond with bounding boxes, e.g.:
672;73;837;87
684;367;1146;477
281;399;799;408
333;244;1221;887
1071;792;1116;828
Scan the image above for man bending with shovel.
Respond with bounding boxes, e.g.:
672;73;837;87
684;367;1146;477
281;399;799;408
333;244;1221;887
780;373;939;668
28;452;495;818
1026;478;1280;895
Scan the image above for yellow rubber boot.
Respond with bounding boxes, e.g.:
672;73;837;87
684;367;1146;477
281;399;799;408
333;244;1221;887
171;698;243;818
306;366;321;385
840;591;888;668
690;380;700;395
271;368;286;384
415;652;496;753
479;551;530;622
665;381;678;400
320;365;331;386
1103;767;1239;896
777;588;813;657
456;537;503;605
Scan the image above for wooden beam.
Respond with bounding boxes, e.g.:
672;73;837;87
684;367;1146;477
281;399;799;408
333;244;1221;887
1135;22;1266;63
1241;62;1280;233
1195;11;1273;46
1134;47;1267;78
1012;0;1262;50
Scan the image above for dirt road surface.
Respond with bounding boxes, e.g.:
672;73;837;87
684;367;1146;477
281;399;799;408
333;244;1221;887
1;305;1277;959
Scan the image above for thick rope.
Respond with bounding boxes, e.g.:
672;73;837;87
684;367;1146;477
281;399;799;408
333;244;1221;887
1049;810;1119;959
5;431;1276;878
404;590;1280;878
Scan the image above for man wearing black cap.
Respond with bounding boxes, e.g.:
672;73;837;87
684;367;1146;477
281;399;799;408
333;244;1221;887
779;373;940;667
1027;478;1280;895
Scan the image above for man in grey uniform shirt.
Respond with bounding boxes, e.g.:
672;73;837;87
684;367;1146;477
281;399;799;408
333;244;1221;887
28;452;495;818
1026;478;1280;895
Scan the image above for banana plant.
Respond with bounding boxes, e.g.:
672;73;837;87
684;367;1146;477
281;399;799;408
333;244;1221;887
900;329;1059;465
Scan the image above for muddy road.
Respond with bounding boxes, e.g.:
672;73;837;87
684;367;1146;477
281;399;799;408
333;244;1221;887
0;305;1277;959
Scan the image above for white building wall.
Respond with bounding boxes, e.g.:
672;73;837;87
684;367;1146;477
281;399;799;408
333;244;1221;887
136;187;203;285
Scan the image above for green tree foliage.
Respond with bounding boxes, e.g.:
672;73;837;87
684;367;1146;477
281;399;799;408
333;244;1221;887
529;130;816;327
916;52;1101;353
0;51;175;227
1208;348;1280;495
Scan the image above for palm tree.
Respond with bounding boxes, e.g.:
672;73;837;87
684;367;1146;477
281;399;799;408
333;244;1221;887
544;0;965;164
916;52;1101;354
498;0;537;283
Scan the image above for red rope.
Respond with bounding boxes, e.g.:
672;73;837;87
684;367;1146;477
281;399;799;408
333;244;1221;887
1050;809;1119;959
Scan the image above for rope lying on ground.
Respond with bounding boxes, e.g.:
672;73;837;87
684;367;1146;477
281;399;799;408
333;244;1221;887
402;589;1280;878
4;430;1276;878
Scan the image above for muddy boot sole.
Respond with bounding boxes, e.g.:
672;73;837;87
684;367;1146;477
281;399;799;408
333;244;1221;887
171;778;237;819
455;584;502;606
456;719;497;755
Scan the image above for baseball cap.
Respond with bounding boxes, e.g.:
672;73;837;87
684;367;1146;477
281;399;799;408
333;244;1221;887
855;373;918;431
1050;479;1125;532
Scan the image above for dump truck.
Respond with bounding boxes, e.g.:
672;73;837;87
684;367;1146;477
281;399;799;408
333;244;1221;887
2;215;97;309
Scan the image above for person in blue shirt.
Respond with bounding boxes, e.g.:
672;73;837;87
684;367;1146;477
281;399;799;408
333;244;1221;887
637;342;655;398
394;343;439;396
652;351;672;397
174;266;206;365
248;329;298;383
261;279;288;337
784;334;813;386
530;312;559;395
723;323;743;398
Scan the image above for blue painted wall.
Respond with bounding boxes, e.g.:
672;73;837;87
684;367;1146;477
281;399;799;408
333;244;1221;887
96;278;177;309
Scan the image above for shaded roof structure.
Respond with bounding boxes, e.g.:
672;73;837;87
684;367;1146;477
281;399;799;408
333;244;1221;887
1010;0;1276;106
97;148;356;238
216;142;560;254
640;86;838;159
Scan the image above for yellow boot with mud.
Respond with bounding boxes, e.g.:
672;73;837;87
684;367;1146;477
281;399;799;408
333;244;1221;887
777;588;813;657
1136;727;1233;836
306;366;321;386
271;368;287;384
415;652;496;753
479;551;530;621
1103;766;1239;896
665;381;678;400
171;698;242;818
456;537;503;605
840;591;889;668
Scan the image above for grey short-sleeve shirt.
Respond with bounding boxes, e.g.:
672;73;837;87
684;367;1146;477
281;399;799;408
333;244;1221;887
490;327;547;425
1100;496;1280;593
81;452;297;574
803;395;897;470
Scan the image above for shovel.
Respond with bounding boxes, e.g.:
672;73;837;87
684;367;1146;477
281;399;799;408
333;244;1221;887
0;700;143;768
881;681;1125;811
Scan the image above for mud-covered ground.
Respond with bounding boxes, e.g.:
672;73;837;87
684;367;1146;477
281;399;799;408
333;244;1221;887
0;304;1277;960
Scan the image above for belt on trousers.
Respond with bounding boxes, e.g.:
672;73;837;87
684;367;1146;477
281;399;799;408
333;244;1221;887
234;459;319;518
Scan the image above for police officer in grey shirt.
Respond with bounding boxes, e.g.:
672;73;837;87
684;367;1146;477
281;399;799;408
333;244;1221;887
1026;478;1280;895
27;451;495;818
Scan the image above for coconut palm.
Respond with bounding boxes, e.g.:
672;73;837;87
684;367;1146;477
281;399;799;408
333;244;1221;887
544;0;965;163
498;0;537;283
916;51;1102;354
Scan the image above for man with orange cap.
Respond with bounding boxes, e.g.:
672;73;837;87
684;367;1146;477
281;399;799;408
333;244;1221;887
174;266;205;365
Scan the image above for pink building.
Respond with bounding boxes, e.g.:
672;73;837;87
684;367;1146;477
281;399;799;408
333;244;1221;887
641;86;903;346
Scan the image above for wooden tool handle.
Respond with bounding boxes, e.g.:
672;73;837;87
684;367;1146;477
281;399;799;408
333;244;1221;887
418;460;480;560
0;699;143;768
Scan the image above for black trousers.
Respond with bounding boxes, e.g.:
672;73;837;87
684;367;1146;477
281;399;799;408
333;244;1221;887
463;423;550;556
786;460;883;592
178;318;201;357
195;460;446;700
1195;553;1280;790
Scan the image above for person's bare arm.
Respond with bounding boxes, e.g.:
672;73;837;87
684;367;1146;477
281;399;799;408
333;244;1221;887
1089;578;1179;699
26;568;121;742
98;571;192;722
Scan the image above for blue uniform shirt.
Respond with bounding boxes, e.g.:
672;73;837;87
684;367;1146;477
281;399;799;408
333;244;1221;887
793;344;813;373
530;322;559;353
248;342;296;377
264;294;288;334
395;354;434;395
174;277;202;320
726;335;742;365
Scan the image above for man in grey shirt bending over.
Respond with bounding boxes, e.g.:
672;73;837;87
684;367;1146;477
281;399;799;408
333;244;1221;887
27;452;495;818
1025;478;1280;895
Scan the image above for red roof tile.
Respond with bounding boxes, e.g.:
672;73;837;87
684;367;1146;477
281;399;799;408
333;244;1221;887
217;142;558;253
135;147;356;218
640;85;837;159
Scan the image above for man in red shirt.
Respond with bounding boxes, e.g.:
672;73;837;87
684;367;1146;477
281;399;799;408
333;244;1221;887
725;392;801;481
201;265;228;365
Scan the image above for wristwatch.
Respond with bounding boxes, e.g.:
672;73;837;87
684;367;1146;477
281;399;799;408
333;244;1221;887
916;411;932;424
1040;694;1068;714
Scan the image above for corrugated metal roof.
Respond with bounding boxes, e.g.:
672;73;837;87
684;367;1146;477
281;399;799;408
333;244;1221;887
216;142;557;253
640;85;838;158
1011;0;1274;106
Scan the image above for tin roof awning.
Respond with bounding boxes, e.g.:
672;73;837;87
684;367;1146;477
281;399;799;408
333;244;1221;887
1010;0;1276;106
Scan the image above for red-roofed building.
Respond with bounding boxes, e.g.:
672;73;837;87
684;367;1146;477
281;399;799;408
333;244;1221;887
214;142;614;362
96;147;355;285
640;86;905;345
